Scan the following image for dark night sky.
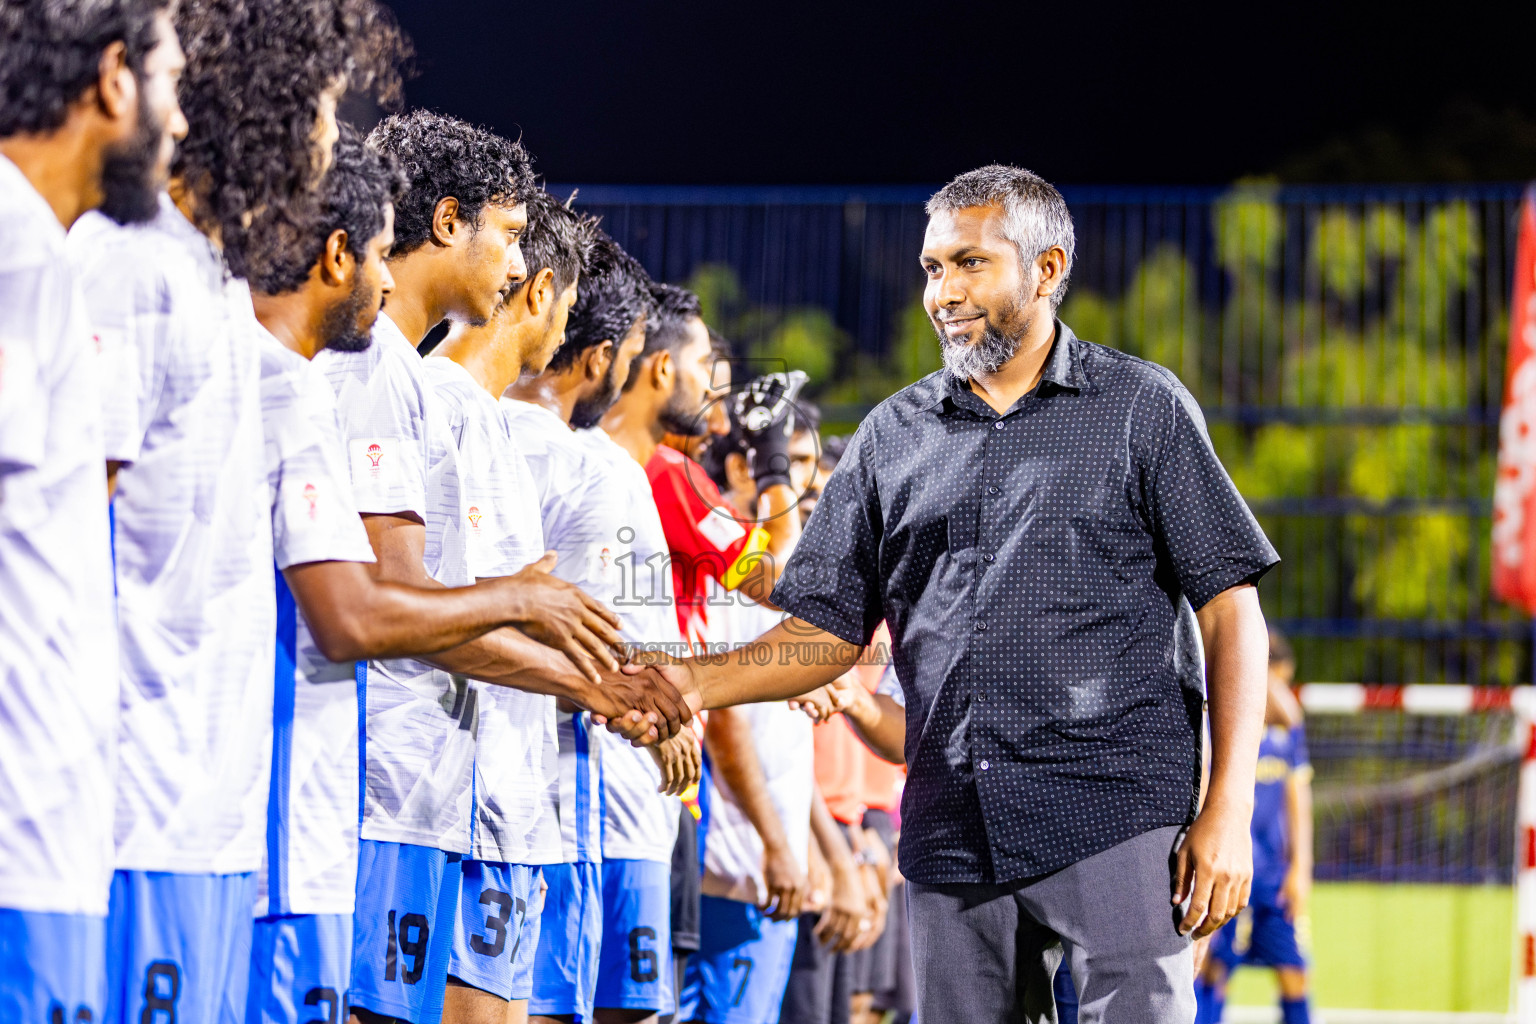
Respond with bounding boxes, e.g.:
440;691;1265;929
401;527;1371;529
380;1;1536;186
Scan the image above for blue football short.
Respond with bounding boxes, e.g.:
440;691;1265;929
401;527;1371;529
1210;879;1306;970
447;861;541;1002
529;860;603;1019
0;907;107;1023
245;912;351;1024
678;896;798;1024
596;858;675;1014
105;869;259;1024
349;840;464;1023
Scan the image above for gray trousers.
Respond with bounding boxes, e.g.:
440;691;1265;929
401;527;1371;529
906;825;1194;1024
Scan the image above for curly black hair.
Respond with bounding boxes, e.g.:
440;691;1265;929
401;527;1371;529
546;230;650;374
368;109;536;258
519;189;595;299
253;123;405;295
0;0;170;137
173;0;409;283
641;281;704;358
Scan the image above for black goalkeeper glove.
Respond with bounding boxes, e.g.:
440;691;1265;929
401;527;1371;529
734;370;809;491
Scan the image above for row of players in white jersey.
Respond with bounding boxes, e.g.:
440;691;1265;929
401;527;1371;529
0;4;846;1022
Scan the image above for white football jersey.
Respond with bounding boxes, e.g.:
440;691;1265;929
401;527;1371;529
257;328;377;916
698;586;814;904
577;427;683;863
0;156;118;915
68;196;275;875
506;399;663;865
424;356;558;865
316;314;476;853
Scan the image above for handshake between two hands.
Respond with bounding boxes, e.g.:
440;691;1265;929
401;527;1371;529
498;551;704;793
588;651;704;797
501;551;700;741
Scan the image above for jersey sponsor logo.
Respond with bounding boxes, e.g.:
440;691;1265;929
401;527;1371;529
348;436;411;509
467;505;482;529
304;482;319;519
586;541;620;584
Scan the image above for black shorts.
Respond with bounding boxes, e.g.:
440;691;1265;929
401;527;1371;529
669;804;701;954
778;912;852;1024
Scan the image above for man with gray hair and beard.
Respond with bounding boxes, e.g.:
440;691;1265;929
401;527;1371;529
620;164;1279;1022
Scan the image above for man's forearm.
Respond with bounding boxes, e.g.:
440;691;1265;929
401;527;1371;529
1288;775;1314;875
844;691;906;765
1197;585;1269;807
809;786;856;873
426;625;590;703
357;518;592;702
705;707;793;855
694;620;862;709
287;561;537;663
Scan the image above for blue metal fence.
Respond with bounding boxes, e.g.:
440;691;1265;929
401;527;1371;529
557;182;1531;688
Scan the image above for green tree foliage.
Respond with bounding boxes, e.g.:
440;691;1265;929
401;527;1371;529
1056;186;1513;684
686;263;851;390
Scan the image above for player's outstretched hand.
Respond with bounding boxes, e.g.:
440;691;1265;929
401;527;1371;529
788;673;862;722
648;727;702;796
586;663;692;746
502;552;626;682
787;685;834;721
1172;796;1254;939
761;842;809;923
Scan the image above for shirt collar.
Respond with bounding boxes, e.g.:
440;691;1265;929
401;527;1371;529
922;318;1087;412
1039;319;1086;391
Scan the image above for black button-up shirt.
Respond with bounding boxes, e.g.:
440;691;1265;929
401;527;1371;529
771;321;1279;885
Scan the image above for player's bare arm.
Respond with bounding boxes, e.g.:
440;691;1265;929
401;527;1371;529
361;512;623;669
358;512;686;742
845;821;889;954
705;706;808;921
840;686;907;766
283;558;606;663
1282;753;1314;922
808;785;868;953
1175;583;1269;939
618;619;862;720
793;671;907;765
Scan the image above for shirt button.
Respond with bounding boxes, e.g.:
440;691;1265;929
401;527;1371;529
987;485;1000;495
993;421;1005;430
982;553;996;563
980;760;991;770
974;620;987;632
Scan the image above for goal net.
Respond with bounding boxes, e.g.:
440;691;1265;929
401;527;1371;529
1297;684;1534;1021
